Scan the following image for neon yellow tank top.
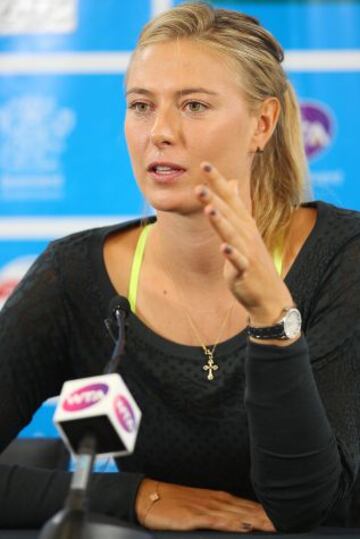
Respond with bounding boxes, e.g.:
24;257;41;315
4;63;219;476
128;223;283;314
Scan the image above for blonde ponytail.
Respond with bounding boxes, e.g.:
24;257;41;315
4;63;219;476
251;81;307;251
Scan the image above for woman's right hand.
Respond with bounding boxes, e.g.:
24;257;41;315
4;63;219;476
135;479;276;532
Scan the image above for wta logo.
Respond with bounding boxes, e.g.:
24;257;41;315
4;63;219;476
63;383;109;411
301;101;334;160
114;395;136;433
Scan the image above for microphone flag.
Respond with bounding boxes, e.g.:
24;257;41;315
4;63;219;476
54;373;141;457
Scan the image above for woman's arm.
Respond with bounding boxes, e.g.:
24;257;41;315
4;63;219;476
245;236;360;532
0;242;144;527
0;464;144;528
0;243;72;452
193;163;360;531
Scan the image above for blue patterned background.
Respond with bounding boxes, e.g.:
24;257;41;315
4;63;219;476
0;0;359;469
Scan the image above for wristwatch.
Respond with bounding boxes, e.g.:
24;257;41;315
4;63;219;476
247;306;302;340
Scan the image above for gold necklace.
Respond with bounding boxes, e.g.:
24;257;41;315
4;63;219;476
182;303;235;381
150;225;236;381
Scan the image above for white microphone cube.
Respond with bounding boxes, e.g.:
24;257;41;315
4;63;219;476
54;373;141;458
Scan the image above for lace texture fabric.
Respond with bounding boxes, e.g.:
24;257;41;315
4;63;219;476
0;201;360;530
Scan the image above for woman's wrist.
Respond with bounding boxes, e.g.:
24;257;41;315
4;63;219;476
248;334;301;347
247;300;301;347
135;478;160;526
247;298;294;328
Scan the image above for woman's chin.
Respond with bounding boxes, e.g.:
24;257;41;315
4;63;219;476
144;191;201;214
144;192;201;215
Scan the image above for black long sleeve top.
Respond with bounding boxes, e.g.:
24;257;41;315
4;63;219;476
0;200;360;531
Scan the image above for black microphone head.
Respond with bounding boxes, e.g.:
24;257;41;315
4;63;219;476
108;295;131;320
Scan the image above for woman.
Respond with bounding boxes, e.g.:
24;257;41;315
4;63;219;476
0;1;359;533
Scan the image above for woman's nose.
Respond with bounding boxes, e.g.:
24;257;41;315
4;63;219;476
150;108;178;147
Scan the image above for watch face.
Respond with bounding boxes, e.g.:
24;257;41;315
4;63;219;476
283;308;302;338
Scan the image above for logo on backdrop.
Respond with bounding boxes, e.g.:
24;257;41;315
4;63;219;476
0;255;36;309
301;101;334;161
300;100;343;192
0;96;76;202
0;0;77;34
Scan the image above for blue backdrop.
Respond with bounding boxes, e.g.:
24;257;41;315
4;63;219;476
0;0;359;468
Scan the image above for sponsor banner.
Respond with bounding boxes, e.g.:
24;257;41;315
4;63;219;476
0;240;47;309
0;74;143;216
0;0;150;51
0;0;77;35
202;1;360;50
290;72;359;209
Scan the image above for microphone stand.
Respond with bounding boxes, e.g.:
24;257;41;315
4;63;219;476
39;434;151;539
39;297;151;539
39;435;94;539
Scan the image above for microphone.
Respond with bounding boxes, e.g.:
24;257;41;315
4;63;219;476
40;296;148;539
104;296;131;374
54;295;140;458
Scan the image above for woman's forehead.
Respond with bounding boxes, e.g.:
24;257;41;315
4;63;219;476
126;40;243;94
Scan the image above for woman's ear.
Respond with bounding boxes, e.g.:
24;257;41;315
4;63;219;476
250;97;280;153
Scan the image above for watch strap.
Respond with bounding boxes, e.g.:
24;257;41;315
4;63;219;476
247;306;301;340
246;323;287;340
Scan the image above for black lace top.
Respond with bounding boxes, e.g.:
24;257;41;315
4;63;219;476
1;200;360;531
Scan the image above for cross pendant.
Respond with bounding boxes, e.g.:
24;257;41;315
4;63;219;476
202;350;219;381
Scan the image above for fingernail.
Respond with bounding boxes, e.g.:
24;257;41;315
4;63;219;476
196;186;208;197
203;163;212;173
224;244;232;254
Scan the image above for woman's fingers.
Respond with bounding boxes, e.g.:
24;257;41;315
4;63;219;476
147;501;274;533
195;182;242;227
200;161;251;219
208;494;276;532
196;196;250;274
195;184;244;246
194;170;256;274
204;510;275;533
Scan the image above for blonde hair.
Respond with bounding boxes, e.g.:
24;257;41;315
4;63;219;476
130;1;308;251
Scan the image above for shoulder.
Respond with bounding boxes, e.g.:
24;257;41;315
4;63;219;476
284;200;360;285
304;200;360;255
299;203;360;367
12;217;149;305
287;201;360;325
49;216;146;257
44;215;155;310
45;216;155;272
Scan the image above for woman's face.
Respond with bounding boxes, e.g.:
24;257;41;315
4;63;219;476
125;39;260;215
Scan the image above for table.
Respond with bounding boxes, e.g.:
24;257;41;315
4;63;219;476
1;528;360;539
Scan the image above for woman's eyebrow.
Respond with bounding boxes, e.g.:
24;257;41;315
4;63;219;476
125;87;219;98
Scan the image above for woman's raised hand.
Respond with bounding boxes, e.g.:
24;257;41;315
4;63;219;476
195;162;294;327
136;479;275;532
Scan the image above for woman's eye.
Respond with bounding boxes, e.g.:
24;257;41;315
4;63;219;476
185;101;207;113
128;102;150;113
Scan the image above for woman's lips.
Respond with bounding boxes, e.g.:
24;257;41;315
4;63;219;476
148;168;186;184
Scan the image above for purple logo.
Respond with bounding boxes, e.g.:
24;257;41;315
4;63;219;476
301;101;334;160
114;395;136;433
63;383;109;411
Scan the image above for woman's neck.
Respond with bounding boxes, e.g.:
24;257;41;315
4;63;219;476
148;211;227;289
